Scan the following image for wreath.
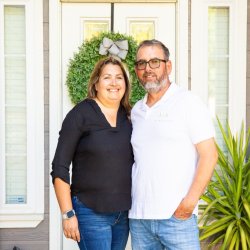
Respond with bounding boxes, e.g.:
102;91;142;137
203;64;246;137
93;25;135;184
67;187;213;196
66;32;145;105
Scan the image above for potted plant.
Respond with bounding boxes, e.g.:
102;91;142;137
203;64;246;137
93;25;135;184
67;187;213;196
199;119;250;250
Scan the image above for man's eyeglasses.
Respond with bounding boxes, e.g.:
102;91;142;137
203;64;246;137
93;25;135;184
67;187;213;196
135;58;167;70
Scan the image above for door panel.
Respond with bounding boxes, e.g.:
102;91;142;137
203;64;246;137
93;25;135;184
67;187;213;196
62;4;111;250
61;3;176;250
62;3;176;116
62;3;111;116
114;3;176;80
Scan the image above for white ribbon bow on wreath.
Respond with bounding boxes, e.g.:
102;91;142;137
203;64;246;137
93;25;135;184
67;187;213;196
99;37;128;60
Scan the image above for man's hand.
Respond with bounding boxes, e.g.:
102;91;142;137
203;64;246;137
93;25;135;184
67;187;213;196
63;216;81;242
173;198;196;220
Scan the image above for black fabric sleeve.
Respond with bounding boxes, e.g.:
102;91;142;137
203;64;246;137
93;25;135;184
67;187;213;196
50;105;85;184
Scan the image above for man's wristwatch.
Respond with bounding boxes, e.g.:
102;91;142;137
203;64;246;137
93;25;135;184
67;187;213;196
62;209;75;220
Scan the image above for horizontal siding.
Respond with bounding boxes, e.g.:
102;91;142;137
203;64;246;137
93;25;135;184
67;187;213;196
0;215;49;249
0;214;49;240
0;241;48;250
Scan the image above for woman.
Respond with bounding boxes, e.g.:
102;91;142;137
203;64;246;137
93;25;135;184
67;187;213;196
51;56;134;250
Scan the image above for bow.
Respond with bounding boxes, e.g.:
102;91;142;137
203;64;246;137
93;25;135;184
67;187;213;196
99;37;128;60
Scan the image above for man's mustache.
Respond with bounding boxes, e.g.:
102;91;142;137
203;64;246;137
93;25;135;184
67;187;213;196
143;73;157;78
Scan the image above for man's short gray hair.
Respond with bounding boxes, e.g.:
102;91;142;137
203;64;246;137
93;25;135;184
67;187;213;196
136;39;170;61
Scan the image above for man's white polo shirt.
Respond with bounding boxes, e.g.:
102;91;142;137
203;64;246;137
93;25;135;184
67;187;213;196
129;82;215;219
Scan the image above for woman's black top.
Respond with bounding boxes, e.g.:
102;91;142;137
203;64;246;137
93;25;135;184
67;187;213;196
51;99;134;213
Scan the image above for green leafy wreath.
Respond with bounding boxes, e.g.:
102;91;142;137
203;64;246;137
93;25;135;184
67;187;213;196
66;32;145;105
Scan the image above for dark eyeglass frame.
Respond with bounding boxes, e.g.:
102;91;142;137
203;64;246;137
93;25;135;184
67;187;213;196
135;58;167;70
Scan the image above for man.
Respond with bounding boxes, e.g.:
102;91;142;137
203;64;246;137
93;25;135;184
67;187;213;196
129;39;218;250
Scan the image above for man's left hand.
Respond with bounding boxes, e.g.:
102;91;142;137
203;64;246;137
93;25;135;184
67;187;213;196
173;198;196;220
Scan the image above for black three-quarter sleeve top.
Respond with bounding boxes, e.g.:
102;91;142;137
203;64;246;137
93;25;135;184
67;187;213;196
51;98;134;213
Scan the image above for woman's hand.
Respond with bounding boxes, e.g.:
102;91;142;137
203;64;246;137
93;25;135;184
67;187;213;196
63;216;81;242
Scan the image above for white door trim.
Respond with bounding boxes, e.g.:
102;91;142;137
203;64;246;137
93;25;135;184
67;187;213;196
61;0;177;2
191;0;247;134
176;0;188;89
49;1;188;249
49;1;63;250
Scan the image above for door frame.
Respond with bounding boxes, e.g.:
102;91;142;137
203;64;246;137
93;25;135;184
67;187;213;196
49;0;188;249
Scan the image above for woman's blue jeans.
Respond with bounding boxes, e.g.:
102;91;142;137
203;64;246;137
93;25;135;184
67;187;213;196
72;196;129;250
129;215;200;250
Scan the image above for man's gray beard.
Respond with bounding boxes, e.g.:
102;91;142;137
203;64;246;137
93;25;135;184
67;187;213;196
143;79;167;93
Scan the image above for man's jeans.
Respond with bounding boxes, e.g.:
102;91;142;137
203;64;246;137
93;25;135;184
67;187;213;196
72;196;129;250
129;215;200;250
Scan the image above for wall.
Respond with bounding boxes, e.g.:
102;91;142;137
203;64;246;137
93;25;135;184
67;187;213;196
0;0;248;249
0;0;49;249
247;0;250;130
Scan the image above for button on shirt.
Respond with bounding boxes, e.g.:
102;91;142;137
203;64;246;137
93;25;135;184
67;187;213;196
129;83;215;219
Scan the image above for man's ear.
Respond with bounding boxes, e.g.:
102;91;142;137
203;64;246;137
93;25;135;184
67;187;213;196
166;60;172;75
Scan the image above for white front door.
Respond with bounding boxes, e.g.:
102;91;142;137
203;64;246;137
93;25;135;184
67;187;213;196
61;2;176;250
62;2;176;115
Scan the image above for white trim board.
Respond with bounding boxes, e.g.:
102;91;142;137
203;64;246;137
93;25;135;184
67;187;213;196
49;0;63;249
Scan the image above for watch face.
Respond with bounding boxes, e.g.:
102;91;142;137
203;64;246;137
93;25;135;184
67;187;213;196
67;210;75;218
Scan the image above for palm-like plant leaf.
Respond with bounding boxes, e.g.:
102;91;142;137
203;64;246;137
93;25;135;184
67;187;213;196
221;221;236;250
199;119;250;249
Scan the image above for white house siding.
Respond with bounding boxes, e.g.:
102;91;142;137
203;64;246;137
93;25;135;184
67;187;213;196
0;0;49;249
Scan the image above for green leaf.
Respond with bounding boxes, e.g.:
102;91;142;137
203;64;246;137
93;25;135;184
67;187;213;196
213;171;234;209
245;229;250;247
228;231;238;250
199;215;234;232
235;164;242;206
199;223;229;240
199;196;230;222
207;234;224;248
221;221;236;250
199;119;249;249
239;225;248;250
235;234;240;250
242;197;250;219
217;118;233;157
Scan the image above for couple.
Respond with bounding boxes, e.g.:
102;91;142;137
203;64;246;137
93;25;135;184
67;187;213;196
51;39;218;250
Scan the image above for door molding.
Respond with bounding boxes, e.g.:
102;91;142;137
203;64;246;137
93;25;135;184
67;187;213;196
49;0;63;250
61;0;176;3
49;0;188;249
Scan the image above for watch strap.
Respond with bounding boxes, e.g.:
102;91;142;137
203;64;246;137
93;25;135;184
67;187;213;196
62;209;75;220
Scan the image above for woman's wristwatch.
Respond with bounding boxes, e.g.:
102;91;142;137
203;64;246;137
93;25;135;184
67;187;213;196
62;209;75;220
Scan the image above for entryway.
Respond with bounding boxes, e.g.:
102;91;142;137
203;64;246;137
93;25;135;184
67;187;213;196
60;2;176;249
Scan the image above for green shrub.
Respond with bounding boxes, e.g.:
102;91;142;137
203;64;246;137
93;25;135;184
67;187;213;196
66;32;145;105
199;119;250;250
